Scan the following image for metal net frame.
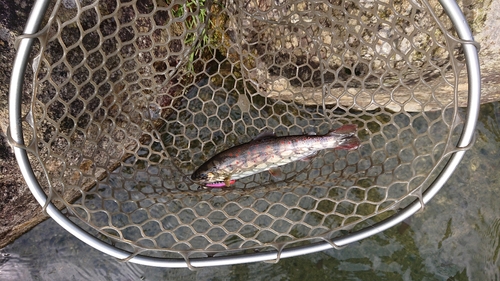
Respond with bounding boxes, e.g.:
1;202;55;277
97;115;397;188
9;0;480;268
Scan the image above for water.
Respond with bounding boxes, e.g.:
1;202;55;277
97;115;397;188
1;102;500;280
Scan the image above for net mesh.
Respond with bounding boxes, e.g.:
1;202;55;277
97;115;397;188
19;0;471;260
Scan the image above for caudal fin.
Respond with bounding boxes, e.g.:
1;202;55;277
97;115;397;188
328;124;357;136
328;124;360;150
336;136;360;150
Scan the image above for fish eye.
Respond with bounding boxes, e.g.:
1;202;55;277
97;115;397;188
192;171;215;182
196;172;214;181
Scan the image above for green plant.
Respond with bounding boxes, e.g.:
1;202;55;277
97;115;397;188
167;0;212;73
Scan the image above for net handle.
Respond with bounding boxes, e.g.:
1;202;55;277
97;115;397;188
9;0;480;268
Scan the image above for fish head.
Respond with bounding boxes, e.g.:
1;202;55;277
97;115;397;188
191;170;220;183
191;160;230;185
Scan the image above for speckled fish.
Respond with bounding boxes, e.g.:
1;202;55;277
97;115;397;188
191;124;361;188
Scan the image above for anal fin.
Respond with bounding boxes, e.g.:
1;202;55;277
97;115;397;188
269;167;283;179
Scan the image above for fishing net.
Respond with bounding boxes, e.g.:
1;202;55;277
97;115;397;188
10;0;480;266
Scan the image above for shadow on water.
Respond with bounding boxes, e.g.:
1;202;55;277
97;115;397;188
2;101;500;280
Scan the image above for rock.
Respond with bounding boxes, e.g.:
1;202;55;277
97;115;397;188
0;0;45;249
238;0;491;111
1;0;500;249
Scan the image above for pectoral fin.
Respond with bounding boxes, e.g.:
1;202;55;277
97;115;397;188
224;178;234;187
269;167;283;179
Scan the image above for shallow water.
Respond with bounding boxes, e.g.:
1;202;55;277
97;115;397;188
1;102;500;280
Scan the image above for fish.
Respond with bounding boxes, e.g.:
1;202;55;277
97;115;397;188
191;124;361;188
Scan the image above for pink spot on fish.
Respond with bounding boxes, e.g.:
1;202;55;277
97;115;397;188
205;180;236;188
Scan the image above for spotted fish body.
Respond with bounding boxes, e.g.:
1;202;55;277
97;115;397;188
191;124;360;187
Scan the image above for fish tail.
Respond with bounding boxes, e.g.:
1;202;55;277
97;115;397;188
327;124;357;136
335;135;360;150
327;124;360;150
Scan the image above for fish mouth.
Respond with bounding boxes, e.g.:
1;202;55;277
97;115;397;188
190;171;235;187
188;175;235;188
204;180;236;188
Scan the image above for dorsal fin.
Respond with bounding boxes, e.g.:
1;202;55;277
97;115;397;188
253;130;276;141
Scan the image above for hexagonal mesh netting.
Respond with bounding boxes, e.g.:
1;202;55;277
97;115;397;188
10;0;480;266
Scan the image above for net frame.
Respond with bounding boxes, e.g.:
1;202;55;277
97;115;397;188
8;0;480;268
